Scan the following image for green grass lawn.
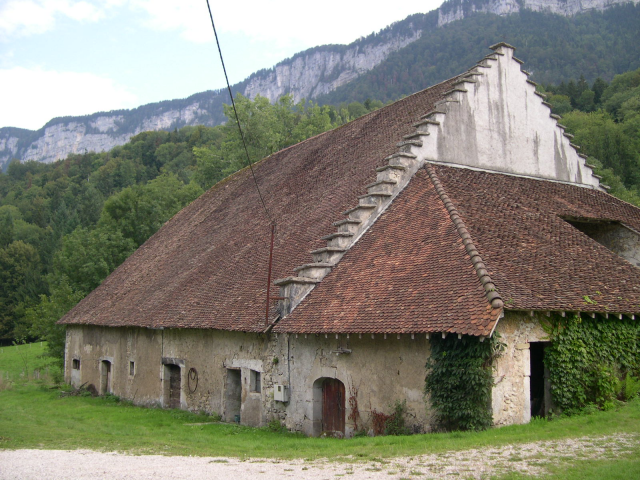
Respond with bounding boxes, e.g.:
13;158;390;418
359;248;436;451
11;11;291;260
0;343;639;480
0;342;62;387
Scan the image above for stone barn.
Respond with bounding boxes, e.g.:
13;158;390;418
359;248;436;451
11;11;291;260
60;44;640;436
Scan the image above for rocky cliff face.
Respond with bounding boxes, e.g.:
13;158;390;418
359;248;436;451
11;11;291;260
0;99;216;169
437;0;638;26
1;0;636;168
243;30;422;103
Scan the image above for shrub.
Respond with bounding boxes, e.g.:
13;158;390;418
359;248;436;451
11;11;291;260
424;334;504;431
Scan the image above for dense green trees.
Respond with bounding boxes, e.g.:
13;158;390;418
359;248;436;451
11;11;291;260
542;68;640;204
0;95;380;354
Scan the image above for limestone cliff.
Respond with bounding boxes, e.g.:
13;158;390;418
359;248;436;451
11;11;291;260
437;0;638;25
243;30;422;103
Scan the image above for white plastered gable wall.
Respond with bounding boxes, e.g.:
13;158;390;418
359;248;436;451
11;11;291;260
276;44;604;319
412;43;603;189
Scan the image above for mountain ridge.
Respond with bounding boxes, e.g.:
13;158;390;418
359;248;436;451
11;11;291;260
1;0;638;169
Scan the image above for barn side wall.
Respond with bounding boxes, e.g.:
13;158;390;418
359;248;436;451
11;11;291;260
64;325;279;425
65;320;542;434
65;326;433;434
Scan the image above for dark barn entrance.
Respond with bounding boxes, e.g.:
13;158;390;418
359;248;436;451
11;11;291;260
530;342;551;418
322;378;345;435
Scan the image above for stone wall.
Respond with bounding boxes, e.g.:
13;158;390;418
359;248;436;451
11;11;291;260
283;333;432;436
65;325;280;426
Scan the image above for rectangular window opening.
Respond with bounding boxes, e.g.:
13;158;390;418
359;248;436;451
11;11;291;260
562;217;640;268
72;358;80;370
129;361;135;376
250;369;261;393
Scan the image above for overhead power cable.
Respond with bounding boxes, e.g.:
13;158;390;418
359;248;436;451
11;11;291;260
205;0;274;225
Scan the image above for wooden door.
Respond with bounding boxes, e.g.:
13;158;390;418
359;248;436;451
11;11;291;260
322;378;345;434
168;365;181;409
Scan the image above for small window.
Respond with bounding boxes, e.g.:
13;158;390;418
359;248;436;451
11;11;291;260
563;217;640;267
72;358;80;370
250;370;261;393
129;361;135;376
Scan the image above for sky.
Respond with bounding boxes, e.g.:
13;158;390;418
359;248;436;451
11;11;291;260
0;0;446;131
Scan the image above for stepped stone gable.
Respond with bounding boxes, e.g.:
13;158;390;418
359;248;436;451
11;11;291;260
60;44;640;434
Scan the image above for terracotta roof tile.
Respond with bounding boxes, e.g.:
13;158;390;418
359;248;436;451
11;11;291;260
274;169;500;336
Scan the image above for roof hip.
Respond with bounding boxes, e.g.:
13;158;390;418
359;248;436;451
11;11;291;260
424;163;504;310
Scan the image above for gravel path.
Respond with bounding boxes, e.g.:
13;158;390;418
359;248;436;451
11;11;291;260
0;434;637;480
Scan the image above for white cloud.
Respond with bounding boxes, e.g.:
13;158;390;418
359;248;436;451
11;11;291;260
0;67;138;130
0;0;107;38
131;0;444;46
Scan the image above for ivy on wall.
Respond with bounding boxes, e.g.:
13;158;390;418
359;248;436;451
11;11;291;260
424;334;504;431
544;313;640;414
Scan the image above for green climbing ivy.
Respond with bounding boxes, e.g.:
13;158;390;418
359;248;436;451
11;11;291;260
544;313;640;414
424;334;504;431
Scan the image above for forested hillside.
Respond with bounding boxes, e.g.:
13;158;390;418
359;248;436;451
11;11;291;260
317;5;640;105
0;98;380;354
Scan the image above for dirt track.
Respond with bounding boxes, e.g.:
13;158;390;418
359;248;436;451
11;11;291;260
0;434;637;479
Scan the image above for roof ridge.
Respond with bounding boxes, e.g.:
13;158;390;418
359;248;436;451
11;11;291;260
424;163;504;310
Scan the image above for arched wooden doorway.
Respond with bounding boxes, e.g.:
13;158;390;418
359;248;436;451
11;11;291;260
320;378;345;435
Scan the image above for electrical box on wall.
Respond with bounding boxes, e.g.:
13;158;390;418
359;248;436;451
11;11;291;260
274;384;289;402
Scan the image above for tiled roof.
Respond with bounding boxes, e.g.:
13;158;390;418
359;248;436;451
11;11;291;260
59;75;462;332
59;53;640;336
275;163;640;335
273;168;501;336
429;164;640;315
